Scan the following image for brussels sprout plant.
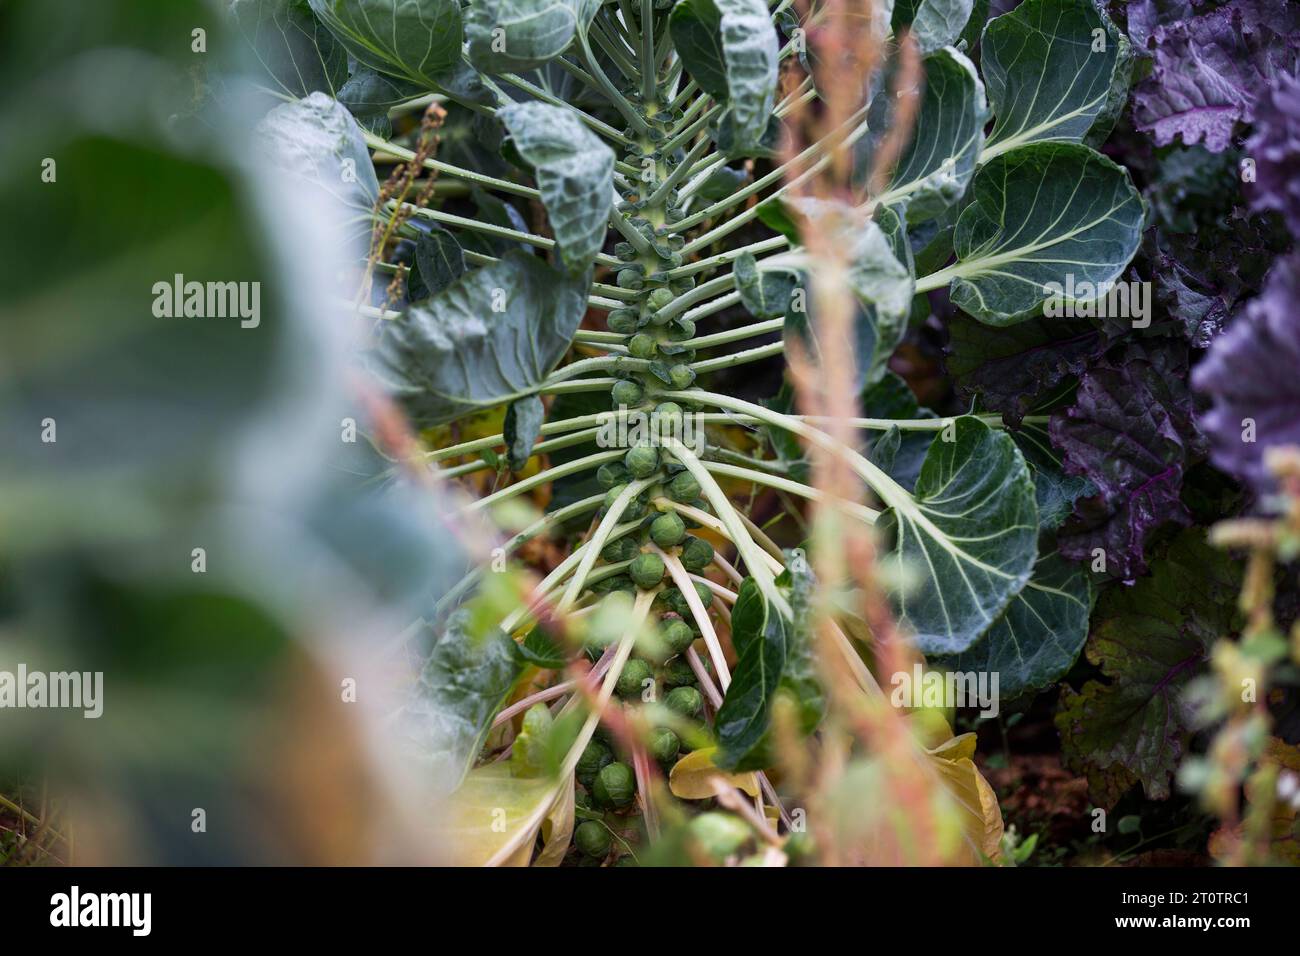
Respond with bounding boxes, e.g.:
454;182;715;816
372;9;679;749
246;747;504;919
243;0;1156;866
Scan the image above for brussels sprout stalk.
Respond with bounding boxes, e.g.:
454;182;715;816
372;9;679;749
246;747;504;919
652;545;731;690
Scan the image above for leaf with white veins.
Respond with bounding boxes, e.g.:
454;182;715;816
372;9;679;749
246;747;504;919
877;416;1038;655
940;142;1144;327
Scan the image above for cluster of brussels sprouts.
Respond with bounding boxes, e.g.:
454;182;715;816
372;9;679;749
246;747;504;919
559;67;762;866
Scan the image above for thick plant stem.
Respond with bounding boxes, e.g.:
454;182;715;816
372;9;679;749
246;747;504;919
663;388;910;510
435;493;605;619
496;71;632;145
661;439;789;614
363;131;539;199
701;460;881;524
466;449;623;514
557;478;655;611
655;546;732;689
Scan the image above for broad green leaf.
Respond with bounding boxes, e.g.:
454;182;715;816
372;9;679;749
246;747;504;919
337;66;425;135
669;0;778;155
668;747;760;799
875;47;987;223
413;225;468;294
402;610;524;791
230;0;348;98
1056;530;1241;804
980;0;1131;161
466;0;593;74
715;578;787;771
254;91;380;249
892;0;975;55
1012;421;1095;533
498;102;613;273
308;0;464;87
735;251;798;319
942;142;1144;326
370;250;591;426
503;394;545;472
878;416;1038;655
933;544;1094;698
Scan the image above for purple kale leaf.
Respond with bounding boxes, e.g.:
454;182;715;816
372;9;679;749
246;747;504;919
945;313;1109;427
1132;0;1300;153
1245;68;1300;236
1192;252;1300;494
1124;0;1200;51
1056;529;1242;805
1147;213;1291;346
1050;339;1207;582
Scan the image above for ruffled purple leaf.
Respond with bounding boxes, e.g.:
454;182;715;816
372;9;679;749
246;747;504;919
1050;340;1206;582
1192;253;1300;495
1132;0;1300;153
1147;214;1291;346
1245;68;1300;236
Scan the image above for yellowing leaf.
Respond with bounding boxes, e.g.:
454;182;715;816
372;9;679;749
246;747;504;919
923;723;1004;865
533;780;575;867
442;763;556;866
669;747;760;799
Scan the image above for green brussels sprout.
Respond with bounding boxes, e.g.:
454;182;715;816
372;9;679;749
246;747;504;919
603;483;630;511
576;738;614;787
628;332;657;359
693;580;715;607
658;586;688;616
616;268;644;290
629;552;666;589
624;444;659;478
607;310;638;334
623;495;649;521
662;618;696;655
574;820;612;858
650;511;686;548
689;812;751;860
667;471;701;501
611;380;644;407
679;535;714;571
668;364;696;389
593;762;636;807
665;685;704;717
670;318;696;340
589;573;633;595
616;658;654;699
614;241;636;260
646;287;674;311
601;537;641;562
660;657;697;687
654;401;683;426
650;728;680;764
597;461;630;488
